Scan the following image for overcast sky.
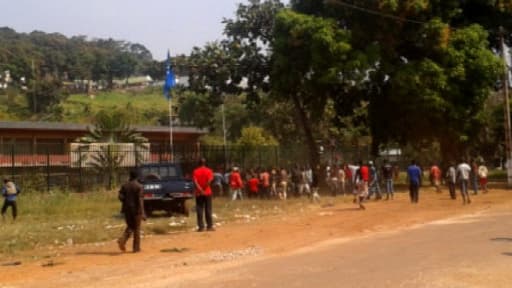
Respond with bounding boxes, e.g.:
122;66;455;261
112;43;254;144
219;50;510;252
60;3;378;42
0;0;286;60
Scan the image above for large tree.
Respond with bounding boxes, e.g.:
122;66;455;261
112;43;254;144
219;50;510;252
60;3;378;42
291;0;506;160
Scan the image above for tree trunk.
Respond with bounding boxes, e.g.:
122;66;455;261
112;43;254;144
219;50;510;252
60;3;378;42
290;93;319;169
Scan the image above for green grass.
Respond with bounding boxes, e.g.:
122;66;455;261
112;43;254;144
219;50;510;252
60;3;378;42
0;87;171;124
61;89;169;124
0;190;332;258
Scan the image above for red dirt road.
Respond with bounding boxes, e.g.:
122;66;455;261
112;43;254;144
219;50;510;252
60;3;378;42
1;188;511;287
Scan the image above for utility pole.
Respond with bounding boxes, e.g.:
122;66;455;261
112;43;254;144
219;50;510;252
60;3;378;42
500;27;512;187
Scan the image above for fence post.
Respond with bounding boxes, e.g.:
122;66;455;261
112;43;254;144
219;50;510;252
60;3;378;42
10;145;14;180
79;146;83;192
46;148;50;192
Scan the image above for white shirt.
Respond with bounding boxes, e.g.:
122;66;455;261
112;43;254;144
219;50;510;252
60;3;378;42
457;163;471;180
478;165;488;178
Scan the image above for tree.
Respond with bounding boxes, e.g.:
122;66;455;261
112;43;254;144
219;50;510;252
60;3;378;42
26;78;68;114
291;0;506;160
271;9;369;168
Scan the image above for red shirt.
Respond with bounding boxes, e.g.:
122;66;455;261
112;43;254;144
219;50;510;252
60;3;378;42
229;171;243;189
360;166;369;182
193;166;214;196
248;178;260;193
430;166;441;180
260;172;270;187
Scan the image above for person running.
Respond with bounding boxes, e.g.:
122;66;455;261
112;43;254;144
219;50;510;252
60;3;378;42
457;159;472;205
381;160;394;200
1;178;20;221
446;162;457;200
406;160;422;203
478;161;489;193
430;163;442;193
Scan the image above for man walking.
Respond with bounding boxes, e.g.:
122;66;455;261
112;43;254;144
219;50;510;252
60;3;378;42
457;158;472;204
446;162;457;200
118;170;145;253
407;160;422;203
2;178;20;221
193;158;215;232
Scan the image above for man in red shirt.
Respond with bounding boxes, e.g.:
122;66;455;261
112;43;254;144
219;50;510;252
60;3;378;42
355;161;369;210
230;167;244;201
248;173;260;198
193;158;215;232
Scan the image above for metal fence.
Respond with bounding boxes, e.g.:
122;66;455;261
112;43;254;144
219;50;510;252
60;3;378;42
0;144;314;192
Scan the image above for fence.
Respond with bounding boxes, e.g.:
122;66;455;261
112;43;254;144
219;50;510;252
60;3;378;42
0;144;308;192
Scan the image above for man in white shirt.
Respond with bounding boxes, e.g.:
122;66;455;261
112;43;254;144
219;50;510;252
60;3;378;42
457;159;472;205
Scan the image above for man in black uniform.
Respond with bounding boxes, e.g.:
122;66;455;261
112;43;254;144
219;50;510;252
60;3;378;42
117;170;146;253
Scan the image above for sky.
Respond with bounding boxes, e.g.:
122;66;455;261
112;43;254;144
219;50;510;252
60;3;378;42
0;0;280;60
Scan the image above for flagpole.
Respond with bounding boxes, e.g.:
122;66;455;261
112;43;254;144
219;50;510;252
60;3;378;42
169;94;174;162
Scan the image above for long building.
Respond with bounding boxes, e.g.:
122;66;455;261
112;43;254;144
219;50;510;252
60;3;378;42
0;121;206;154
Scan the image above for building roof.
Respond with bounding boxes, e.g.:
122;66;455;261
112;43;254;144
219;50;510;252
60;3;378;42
0;121;207;134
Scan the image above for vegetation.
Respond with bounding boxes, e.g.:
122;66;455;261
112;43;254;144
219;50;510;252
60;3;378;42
0;190;325;256
2;0;512;165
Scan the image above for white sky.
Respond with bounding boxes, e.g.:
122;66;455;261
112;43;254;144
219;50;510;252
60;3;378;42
0;0;288;60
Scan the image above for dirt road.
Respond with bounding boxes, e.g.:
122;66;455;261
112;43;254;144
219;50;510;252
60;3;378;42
1;188;512;288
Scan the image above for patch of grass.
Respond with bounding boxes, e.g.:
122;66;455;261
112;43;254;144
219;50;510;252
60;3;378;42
0;189;343;257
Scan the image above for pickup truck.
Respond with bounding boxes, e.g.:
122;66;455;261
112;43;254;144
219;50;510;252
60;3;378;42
137;163;194;216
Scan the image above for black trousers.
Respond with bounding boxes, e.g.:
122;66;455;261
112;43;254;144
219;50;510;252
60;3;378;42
196;195;213;230
448;182;456;199
409;183;419;203
1;199;17;219
119;212;141;252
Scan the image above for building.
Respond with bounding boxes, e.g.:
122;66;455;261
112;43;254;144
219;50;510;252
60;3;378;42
0;121;206;165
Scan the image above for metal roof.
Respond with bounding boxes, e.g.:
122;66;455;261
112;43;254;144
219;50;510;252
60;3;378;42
0;121;207;134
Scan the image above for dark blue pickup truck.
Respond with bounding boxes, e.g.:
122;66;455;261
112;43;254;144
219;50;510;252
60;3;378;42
137;163;194;216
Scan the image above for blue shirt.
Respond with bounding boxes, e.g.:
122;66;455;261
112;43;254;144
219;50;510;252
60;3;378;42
407;165;422;186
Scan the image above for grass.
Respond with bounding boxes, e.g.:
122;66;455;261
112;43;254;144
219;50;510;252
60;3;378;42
0;87;170;124
0;189;335;258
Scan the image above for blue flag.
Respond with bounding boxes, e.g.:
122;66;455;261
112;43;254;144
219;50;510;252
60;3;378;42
163;50;175;100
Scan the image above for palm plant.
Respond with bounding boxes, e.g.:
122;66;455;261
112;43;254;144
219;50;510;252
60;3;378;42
78;110;148;189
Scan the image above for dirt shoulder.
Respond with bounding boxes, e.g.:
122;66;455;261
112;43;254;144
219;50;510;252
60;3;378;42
1;188;511;287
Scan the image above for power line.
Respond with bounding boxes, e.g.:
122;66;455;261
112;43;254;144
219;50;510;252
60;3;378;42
331;0;428;25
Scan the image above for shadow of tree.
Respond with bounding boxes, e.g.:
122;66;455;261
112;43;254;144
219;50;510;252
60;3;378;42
490;237;512;242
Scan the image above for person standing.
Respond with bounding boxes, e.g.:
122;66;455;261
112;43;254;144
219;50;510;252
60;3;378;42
446;163;457;200
368;161;382;200
230;167;244;201
260;168;271;199
457;158;472;205
478;162;489;193
247;173;260;198
2;178;20;221
212;169;224;197
193;158;215;232
407;160;422;203
381;160;394;200
279;168;289;200
117;170;145;253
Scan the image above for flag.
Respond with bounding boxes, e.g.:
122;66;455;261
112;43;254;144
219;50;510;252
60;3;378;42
163;50;176;100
